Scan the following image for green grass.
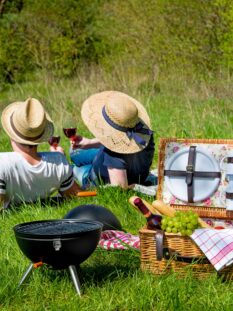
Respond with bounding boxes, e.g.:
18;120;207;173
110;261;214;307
2;192;233;311
1;70;233;310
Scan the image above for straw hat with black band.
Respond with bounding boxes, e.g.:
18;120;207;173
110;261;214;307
81;91;153;154
1;97;54;145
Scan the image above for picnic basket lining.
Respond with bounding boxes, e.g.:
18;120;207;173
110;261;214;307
157;137;233;219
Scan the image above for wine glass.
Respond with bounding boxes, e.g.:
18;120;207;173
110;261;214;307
48;136;61;149
63;127;77;141
63;127;82;146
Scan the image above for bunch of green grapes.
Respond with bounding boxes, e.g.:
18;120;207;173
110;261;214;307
161;211;200;236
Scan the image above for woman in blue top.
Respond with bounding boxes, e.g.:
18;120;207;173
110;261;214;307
70;91;155;189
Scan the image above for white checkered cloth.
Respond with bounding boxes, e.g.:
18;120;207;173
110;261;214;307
191;228;233;271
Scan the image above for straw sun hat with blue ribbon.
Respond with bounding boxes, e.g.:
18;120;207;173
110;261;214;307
81;91;153;154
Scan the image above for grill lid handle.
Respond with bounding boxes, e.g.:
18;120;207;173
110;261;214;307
53;239;62;251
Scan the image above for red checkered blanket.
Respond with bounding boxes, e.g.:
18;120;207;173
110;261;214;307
191;228;233;271
99;230;140;250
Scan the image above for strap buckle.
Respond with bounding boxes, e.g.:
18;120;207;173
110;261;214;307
186;164;194;186
186;164;194;173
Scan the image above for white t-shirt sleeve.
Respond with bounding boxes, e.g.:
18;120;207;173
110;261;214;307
0;180;6;195
58;155;74;192
60;170;74;192
0;171;6;195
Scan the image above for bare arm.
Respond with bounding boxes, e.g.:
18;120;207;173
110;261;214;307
72;137;101;150
59;181;82;198
107;167;134;189
0;194;6;212
50;145;65;154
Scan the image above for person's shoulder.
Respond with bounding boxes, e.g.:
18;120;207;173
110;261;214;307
0;152;21;161
39;152;69;165
0;152;21;173
145;134;155;150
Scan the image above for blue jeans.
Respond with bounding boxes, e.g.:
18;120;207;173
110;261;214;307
70;148;99;189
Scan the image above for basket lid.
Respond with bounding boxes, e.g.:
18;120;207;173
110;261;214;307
165;146;220;203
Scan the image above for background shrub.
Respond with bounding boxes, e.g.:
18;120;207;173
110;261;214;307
0;0;233;88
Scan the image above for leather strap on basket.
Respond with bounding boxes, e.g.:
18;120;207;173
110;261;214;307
186;146;196;203
226;192;233;199
164;146;221;203
155;230;210;264
227;157;233;163
155;230;165;260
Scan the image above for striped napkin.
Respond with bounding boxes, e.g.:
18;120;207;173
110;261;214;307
191;228;233;271
98;230;140;250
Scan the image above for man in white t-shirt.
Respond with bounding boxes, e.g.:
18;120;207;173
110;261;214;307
0;97;81;208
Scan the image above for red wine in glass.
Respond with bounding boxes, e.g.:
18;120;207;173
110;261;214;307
63;128;77;140
63;128;82;145
48;136;60;148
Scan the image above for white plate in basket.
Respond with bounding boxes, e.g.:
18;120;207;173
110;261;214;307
164;146;221;203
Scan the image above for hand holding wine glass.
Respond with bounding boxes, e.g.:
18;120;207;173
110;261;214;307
48;136;61;149
48;136;65;153
63;128;77;141
63;127;82;148
71;137;100;150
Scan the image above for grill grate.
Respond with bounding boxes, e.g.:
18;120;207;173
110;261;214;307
15;221;101;236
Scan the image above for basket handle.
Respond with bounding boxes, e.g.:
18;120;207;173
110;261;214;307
155;230;210;264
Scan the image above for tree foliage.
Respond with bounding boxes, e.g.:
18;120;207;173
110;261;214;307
0;0;233;87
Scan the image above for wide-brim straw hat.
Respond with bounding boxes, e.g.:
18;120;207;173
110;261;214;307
81;91;152;154
1;97;54;145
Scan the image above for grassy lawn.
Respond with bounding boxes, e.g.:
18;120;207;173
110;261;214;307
1;72;233;310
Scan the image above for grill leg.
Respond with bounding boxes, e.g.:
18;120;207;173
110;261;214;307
68;265;81;296
18;262;34;287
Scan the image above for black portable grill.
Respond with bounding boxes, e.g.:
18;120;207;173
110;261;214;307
13;219;103;296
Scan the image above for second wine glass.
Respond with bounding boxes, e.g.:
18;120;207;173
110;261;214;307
63;128;77;141
48;136;61;148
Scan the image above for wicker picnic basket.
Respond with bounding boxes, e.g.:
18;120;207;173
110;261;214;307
139;138;233;279
139;227;233;279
